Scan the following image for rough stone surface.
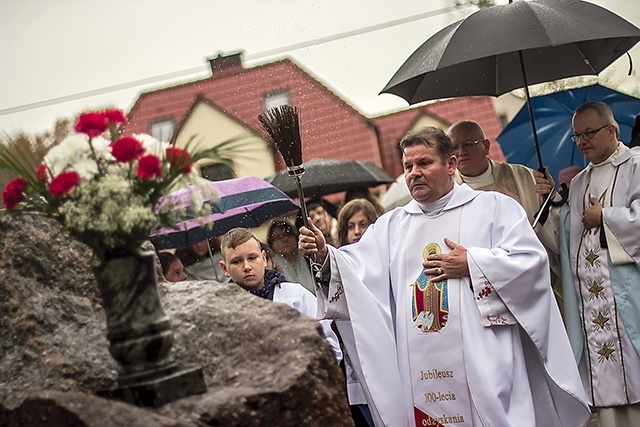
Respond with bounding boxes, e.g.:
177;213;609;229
0;215;352;426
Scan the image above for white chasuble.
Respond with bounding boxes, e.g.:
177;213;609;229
404;213;472;426
320;184;591;427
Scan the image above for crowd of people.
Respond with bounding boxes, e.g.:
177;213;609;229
150;101;639;427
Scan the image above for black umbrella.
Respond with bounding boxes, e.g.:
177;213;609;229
381;0;640;171
264;158;395;199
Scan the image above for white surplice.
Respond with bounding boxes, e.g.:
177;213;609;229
316;183;590;427
273;281;342;362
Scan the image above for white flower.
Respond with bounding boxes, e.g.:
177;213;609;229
44;134;113;179
59;173;158;250
134;133;165;157
73;157;100;180
91;136;113;162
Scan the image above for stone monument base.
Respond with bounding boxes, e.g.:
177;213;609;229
97;366;206;407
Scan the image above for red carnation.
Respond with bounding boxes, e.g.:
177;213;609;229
35;163;48;182
49;171;80;197
103;109;127;125
75;112;109;137
2;177;27;210
111;136;145;162
165;147;192;174
137;154;163;180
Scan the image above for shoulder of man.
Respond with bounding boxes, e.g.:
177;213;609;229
495;159;536;176
472;185;528;211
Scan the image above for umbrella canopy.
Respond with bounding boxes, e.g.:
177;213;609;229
264;158;395;199
381;0;640;102
498;84;640;184
380;0;640;169
150;176;299;249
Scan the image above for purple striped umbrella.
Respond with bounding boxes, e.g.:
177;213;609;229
150;176;299;249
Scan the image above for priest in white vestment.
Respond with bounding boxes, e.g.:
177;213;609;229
539;102;640;427
300;126;590;427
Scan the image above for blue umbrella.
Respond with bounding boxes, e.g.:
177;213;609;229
497;84;640;185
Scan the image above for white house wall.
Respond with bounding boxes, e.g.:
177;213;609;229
176;101;276;179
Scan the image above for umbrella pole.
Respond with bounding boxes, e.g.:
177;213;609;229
518;50;555;227
517;50;544;172
204;232;218;273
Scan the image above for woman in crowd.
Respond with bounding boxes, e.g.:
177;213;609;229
175;236;226;282
260;242;278;271
336;198;379;427
157;251;188;283
337;198;379;246
267;219;315;294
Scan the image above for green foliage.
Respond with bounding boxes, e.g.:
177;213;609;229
0;133;54;190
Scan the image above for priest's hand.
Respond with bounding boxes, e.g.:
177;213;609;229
534;167;555;197
299;218;328;265
424;238;469;281
582;197;603;229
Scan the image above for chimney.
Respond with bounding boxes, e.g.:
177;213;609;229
207;51;244;76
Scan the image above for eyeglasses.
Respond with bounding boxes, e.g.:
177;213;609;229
453;139;484;153
570;124;609;143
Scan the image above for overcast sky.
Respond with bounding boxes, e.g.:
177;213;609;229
1;0;639;136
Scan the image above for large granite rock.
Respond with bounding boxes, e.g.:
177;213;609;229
0;215;352;426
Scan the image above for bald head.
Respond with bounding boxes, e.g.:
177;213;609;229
448;121;485;140
448;120;490;177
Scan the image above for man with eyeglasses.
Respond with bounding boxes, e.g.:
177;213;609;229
449;120;545;224
538;101;640;427
299;126;590;427
448;120;563;307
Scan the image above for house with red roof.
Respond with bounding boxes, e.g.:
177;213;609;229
124;52;505;185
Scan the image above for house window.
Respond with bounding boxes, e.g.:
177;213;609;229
150;118;175;142
200;162;236;182
263;90;290;111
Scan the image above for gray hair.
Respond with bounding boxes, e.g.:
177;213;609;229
575;101;619;138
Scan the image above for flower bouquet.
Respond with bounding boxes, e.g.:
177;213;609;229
0;109;219;405
1;109;218;261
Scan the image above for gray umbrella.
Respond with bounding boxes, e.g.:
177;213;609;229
381;0;640;170
264;158;394;199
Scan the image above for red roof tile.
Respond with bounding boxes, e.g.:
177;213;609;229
125;55;505;182
125;58;382;170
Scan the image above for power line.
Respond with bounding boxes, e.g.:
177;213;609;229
0;3;471;116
